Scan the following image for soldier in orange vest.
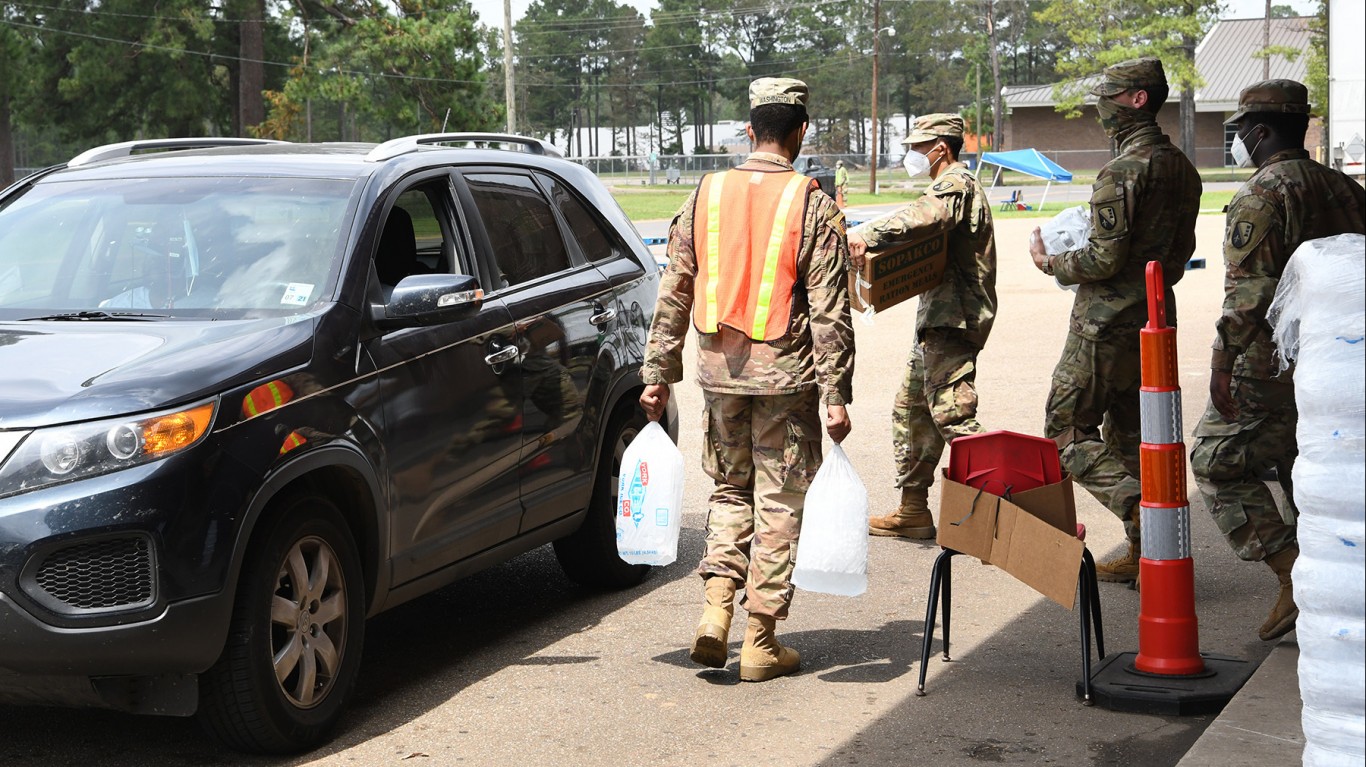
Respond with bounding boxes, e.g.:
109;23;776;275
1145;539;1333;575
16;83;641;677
639;77;855;682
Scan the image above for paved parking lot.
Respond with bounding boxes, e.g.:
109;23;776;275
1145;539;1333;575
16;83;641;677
0;215;1284;767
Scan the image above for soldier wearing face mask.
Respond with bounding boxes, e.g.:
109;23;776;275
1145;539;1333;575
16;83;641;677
1191;79;1365;642
1027;57;1201;584
848;113;998;538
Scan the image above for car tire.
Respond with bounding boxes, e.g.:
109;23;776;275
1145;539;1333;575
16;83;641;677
553;403;652;589
198;492;365;754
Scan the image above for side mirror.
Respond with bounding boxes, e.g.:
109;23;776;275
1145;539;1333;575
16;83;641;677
370;273;484;330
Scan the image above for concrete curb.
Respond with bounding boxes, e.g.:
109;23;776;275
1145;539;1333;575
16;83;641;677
1176;632;1304;766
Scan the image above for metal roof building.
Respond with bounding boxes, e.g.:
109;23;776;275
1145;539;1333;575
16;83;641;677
1002;16;1312;112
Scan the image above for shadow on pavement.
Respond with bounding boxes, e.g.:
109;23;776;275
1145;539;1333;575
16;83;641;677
0;530;707;767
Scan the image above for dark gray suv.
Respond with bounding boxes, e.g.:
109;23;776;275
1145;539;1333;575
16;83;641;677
0;134;677;752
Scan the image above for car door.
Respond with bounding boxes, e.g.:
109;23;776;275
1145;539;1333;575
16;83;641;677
454;170;615;533
366;173;524;585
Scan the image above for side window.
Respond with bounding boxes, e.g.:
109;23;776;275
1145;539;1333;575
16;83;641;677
377;183;455;288
535;172;624;263
464;172;571;288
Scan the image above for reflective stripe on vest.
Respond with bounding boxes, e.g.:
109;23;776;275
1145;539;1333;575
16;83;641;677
692;169;812;341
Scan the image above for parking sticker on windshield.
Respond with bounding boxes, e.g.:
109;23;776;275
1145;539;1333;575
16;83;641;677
280;283;314;306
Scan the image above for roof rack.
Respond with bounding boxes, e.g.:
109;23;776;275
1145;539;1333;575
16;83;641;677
365;133;563;162
67;138;288;168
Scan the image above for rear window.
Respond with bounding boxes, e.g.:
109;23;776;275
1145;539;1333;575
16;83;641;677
0;176;356;320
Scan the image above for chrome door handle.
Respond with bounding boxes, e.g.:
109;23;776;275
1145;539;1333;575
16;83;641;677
589;308;617;326
484;345;519;365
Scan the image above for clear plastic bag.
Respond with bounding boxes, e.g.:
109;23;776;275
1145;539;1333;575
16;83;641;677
791;444;869;596
614;421;685;565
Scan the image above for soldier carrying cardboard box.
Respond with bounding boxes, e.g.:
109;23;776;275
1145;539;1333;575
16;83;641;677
848;113;999;538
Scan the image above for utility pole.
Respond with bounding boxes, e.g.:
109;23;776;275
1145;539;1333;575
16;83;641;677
1263;0;1271;79
503;0;517;134
975;62;982;153
869;0;881;194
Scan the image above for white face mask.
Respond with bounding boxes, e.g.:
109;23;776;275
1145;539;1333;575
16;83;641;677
902;148;932;178
1230;128;1263;168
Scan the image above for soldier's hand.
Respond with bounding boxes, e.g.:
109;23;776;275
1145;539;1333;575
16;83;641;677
825;403;851;443
1029;227;1049;271
847;233;868;271
640;383;670;422
1210;370;1239;422
639;383;670;422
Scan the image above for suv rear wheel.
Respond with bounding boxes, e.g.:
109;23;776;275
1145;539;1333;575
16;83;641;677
198;492;365;754
553;403;652;588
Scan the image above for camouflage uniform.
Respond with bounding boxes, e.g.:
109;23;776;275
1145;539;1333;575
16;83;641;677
1039;59;1201;544
1191;85;1366;562
853;137;996;493
641;150;855;619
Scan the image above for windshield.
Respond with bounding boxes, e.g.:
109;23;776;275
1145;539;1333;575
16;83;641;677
0;175;356;320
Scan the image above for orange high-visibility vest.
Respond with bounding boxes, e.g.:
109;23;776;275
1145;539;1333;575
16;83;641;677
691;168;815;342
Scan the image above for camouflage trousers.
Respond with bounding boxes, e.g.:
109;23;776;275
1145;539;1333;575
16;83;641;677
1191;376;1298;562
1045;331;1142;543
894;328;984;489
696;387;823;619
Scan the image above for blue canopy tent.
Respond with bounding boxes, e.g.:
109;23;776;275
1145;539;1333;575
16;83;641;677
977;149;1073;211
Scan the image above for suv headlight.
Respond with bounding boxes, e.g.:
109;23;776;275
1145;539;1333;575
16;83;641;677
0;400;216;496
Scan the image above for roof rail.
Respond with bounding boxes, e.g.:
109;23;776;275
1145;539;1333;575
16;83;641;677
365;133;563;162
67;138;288;168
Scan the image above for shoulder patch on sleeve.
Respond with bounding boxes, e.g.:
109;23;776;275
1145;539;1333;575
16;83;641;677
1089;173;1128;238
1224;193;1277;264
830;209;847;236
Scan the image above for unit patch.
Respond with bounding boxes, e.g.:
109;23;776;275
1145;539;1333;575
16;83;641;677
1230;221;1255;249
1098;205;1118;231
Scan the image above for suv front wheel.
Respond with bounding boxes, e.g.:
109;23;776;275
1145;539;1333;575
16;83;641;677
198;491;365;754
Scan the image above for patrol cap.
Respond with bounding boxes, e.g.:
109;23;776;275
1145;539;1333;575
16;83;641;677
749;78;809;110
903;113;964;146
1224;79;1311;124
1089;57;1167;97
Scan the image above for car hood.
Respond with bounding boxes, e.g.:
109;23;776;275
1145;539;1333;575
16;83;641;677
0;315;317;429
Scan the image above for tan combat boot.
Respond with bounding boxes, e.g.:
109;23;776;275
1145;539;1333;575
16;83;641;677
868;487;936;539
1259;546;1299;641
1097;540;1140;583
1097;507;1140;583
689;577;737;668
739;614;801;682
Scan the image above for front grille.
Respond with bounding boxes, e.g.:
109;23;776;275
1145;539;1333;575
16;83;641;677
29;536;155;612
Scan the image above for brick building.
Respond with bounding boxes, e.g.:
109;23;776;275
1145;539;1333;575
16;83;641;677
1001;16;1314;170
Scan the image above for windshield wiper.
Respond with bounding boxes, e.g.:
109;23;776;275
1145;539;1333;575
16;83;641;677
18;310;170;321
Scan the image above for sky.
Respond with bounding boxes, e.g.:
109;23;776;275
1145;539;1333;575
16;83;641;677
466;0;1318;28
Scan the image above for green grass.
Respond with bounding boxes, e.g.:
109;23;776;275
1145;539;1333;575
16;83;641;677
609;190;693;221
610;186;1236;221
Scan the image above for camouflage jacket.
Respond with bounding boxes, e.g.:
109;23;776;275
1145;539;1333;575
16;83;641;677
1211;148;1366;380
1051;122;1201;339
851;162;998;348
641;152;856;405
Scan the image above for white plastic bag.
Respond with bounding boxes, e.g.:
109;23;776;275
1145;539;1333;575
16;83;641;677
791;444;869;596
1035;205;1091;294
1039;204;1092;256
615;421;685;565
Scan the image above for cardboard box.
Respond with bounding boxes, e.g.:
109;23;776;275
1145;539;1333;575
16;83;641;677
935;472;1084;609
849;229;948;313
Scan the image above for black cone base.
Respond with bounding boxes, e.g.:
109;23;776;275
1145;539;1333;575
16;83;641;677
1079;652;1255;716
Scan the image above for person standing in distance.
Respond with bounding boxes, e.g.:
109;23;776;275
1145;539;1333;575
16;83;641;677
847;113;997;538
835;159;849;208
1191;79;1365;641
638;77;855;682
1027;57;1201;583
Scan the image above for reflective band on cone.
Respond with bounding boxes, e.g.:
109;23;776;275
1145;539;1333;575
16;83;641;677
1134;261;1204;677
